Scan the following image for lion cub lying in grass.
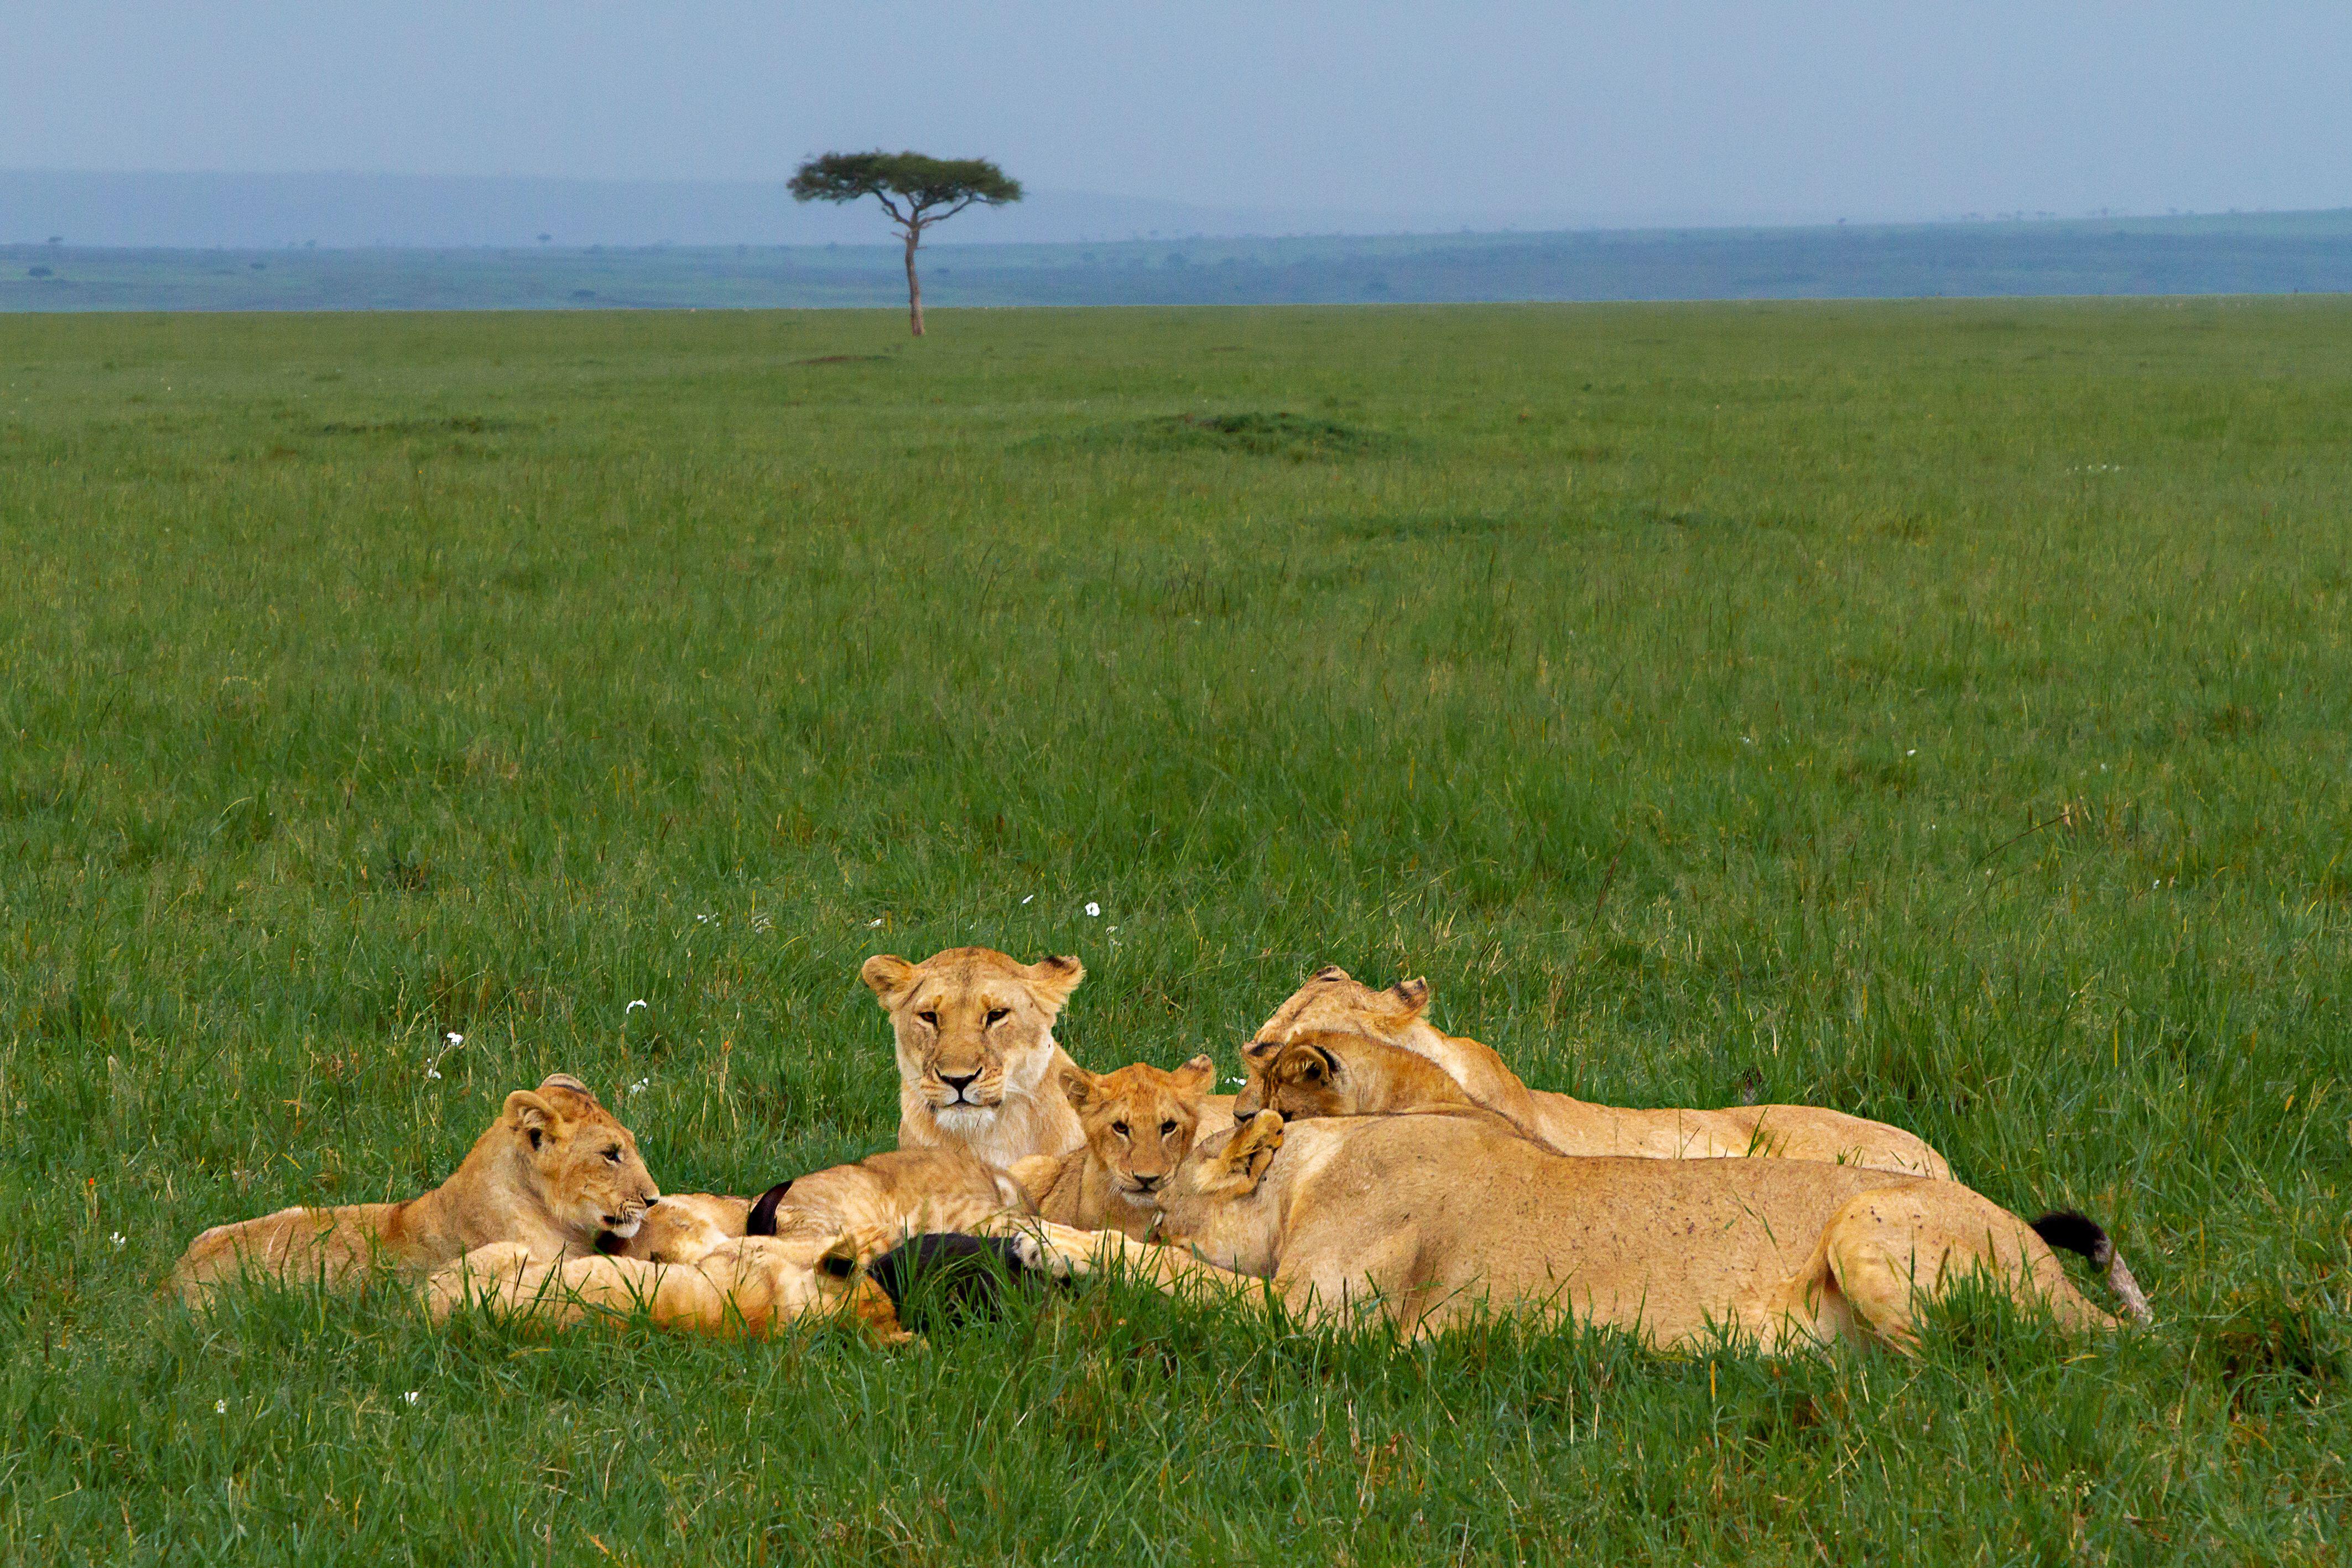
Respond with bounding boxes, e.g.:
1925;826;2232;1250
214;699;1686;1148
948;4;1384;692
1019;1102;2148;1353
1010;1058;1217;1239
428;1220;909;1342
433;1147;1037;1339
1252;967;1950;1178
172;1074;659;1305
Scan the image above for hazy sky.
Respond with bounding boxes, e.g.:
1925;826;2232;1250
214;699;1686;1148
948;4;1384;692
7;2;2348;225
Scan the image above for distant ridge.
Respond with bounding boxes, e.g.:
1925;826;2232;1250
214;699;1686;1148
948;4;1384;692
5;210;2349;313
0;169;1473;250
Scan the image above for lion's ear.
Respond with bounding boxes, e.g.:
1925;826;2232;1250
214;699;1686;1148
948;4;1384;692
1057;1064;1095;1109
503;1090;562;1150
1274;1043;1339;1086
1022;955;1085;1012
1169;1054;1215;1098
816;1235;860;1283
861;955;919;1008
1310;965;1351;983
1240;1037;1282;1064
1389;977;1432;1015
1225;1111;1286;1182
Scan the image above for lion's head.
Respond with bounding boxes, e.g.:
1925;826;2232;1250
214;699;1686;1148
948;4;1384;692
1059;1055;1216;1212
1231;1030;1474;1122
500;1074;660;1246
1254;965;1432;1046
862;947;1084;1136
1151;1111;1288;1273
1233;1034;1353;1121
600;1192;750;1264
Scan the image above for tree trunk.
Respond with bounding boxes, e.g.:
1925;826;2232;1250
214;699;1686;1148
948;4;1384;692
903;226;924;338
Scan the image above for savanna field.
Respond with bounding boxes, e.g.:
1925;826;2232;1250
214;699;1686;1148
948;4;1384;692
2;299;2348;1564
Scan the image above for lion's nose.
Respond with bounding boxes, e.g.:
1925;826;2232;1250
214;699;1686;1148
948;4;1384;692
940;1071;980;1099
1131;1174;1162;1192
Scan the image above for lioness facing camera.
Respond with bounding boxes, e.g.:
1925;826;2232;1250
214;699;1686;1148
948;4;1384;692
863;946;1091;1168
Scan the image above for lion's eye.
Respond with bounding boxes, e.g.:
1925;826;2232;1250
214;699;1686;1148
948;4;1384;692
603;1147;621;1164
1161;1120;1178;1137
1111;1121;1130;1139
918;1010;939;1028
984;1008;1009;1027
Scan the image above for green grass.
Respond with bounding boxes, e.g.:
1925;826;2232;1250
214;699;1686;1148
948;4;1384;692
2;299;2348;1564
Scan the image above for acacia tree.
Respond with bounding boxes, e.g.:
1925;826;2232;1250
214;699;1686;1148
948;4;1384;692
788;150;1022;337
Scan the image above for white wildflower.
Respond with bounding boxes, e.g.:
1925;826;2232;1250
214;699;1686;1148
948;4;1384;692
627;999;647;1014
215;1400;227;1414
628;1079;649;1097
1084;902;1101;918
1021;894;1033;905
1906;748;1917;757
444;1032;464;1047
403;1391;420;1406
111;1232;127;1248
867;918;884;928
425;1069;441;1081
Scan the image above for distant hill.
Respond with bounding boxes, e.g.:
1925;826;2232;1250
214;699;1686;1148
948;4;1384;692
4;210;2349;313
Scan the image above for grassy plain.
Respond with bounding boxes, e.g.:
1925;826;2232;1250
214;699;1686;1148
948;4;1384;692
1;299;2348;1563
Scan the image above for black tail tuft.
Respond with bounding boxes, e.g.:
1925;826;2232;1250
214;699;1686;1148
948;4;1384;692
868;1233;1051;1333
2030;1210;2114;1267
745;1179;794;1237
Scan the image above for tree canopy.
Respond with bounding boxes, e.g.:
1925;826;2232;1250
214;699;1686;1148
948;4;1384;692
789;150;1023;336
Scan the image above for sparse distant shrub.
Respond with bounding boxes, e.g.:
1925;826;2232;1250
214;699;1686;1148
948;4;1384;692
27;266;53;278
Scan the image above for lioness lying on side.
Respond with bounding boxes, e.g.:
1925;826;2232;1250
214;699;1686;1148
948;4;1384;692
601;1149;1038;1270
744;1146;1037;1251
1017;1105;2148;1353
172;1074;659;1305
428;1218;907;1343
1011;1057;1217;1239
1253;967;1950;1178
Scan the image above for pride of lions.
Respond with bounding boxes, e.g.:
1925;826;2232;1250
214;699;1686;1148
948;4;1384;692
171;946;2151;1354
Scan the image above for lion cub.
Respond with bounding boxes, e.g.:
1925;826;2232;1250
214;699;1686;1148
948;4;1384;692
1011;1058;1216;1239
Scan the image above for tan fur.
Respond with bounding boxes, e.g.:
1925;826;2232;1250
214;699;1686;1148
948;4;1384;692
171;1075;658;1306
1014;1057;1216;1239
1021;1111;2125;1353
862;946;1089;1168
604;1192;754;1264
759;1147;1036;1258
428;1222;907;1344
1251;967;1951;1178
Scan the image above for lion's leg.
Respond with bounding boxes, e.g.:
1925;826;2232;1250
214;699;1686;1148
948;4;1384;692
1000;1220;1292;1314
1817;1187;2119;1352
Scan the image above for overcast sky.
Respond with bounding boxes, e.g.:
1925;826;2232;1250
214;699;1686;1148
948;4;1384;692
6;2;2348;227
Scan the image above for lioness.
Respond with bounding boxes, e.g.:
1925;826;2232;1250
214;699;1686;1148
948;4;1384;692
744;1146;1035;1257
863;946;1090;1167
1253;967;1951;1178
171;1074;659;1305
1011;1056;1217;1239
428;1220;906;1343
1017;1109;2148;1352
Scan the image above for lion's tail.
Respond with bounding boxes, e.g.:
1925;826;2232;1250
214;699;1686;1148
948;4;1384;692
2028;1210;2153;1324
